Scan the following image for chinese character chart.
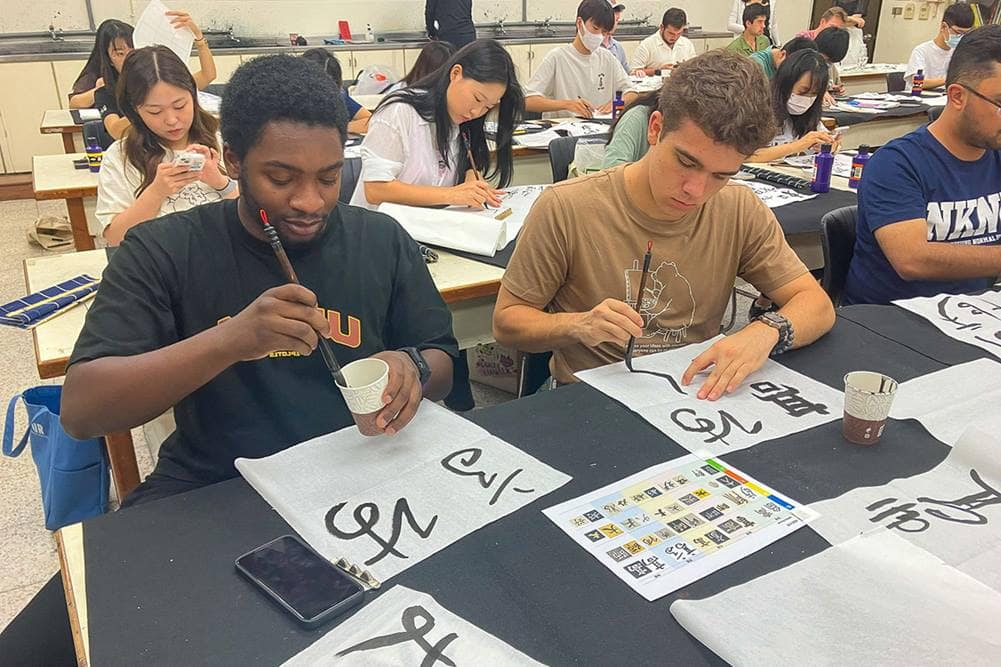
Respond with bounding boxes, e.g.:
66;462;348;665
543;453;816;601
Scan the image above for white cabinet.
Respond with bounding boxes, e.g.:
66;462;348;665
345;49;406;82
52;59;88;109
194;53;243;83
505;44;532;83
0;62;64;172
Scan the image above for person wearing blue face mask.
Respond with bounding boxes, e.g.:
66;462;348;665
747;49;838;163
905;3;974;91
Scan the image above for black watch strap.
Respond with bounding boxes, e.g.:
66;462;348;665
400;347;432;385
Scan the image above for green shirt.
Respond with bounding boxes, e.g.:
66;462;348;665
601;105;653;169
750;49;778;79
725;34;770;56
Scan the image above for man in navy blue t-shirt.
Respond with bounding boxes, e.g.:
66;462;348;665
843;25;1001;306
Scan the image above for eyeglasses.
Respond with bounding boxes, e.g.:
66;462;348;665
960;84;1001;116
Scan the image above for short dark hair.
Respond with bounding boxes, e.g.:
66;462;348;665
300;48;344;88
221;55;348;158
946;24;1001;87
782;36;818;55
743;3;769;28
662;8;687;29
577;0;615;32
815;27;850;63
944;3;975;28
658;50;777;155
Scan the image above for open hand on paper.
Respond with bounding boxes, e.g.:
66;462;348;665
681;322;779;401
573;298;644;347
370;351;423;436
449;171;504;209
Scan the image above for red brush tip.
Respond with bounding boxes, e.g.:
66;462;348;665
646;240;653;253
258;209;271;227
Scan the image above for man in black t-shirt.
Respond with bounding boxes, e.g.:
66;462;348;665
61;54;459;505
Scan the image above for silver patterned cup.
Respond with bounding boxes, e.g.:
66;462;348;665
843;371;899;445
336;358;389;436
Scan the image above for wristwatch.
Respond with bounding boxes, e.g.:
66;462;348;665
755;312;794;356
400;347;432;385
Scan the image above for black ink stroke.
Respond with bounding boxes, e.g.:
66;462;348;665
336;604;458;667
325;498;438;566
670;408;762;446
441;448;535;505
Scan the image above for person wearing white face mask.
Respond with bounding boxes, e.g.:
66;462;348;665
905;3;974;91
525;0;638;119
748;49;838;163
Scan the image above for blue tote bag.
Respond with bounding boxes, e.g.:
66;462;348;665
2;386;109;530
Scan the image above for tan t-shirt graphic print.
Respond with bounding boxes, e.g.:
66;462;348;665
503;166;807;384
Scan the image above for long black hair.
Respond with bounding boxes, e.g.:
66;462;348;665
375;39;524;188
404;41;456;86
71;19;134;97
773;49;829;139
607;89;659;142
301;48;345;88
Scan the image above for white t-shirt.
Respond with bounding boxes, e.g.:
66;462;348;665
525;45;636;119
905;40;953;83
95;137;225;231
350;99;460;210
628;32;697;71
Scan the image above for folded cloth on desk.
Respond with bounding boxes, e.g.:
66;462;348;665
378;203;512;257
0;274;99;329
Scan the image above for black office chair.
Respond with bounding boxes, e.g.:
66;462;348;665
928;106;944;122
887;72;906;93
339;156;362;204
548;136;580;183
820;206;858;307
517;351;553;397
82;119;113;151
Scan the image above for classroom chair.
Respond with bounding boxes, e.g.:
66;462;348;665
517;351;553;398
548;136;581;183
928;106;944;122
820;206;859;307
339;156;362;204
887;72;906;93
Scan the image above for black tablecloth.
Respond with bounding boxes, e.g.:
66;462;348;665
767;184;857;236
83;310;959;665
827;102;930;127
433;239;515;269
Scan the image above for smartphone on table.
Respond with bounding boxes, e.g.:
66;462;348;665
235;534;366;628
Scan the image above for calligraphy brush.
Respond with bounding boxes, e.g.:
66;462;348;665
624;240;685;395
258;209;349;387
462;130;506;215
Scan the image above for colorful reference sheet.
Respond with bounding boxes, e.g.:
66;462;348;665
576;337;843;456
281;586;543;666
236;401;570;583
543;452;815;601
894;290;1001;358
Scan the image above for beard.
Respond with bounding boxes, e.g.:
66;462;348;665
958;108;1001;151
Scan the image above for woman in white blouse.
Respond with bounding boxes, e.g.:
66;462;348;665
728;0;779;46
351;39;524;210
96;46;236;246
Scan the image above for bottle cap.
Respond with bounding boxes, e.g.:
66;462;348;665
615;90;622;96
821;144;832;153
858;144;871;154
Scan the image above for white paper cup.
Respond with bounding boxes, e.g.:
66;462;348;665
843;371;898;445
336;358;389;436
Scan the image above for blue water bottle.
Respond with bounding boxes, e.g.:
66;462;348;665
848;144;871;189
811;144;834;194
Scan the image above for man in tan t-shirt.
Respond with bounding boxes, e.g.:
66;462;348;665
494;50;835;401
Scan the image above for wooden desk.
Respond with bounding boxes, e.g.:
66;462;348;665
32;153;98;251
40;109;85;154
839;64;905;96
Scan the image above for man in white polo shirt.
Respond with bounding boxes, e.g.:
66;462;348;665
525;0;638;119
629;8;698;76
905;2;974;90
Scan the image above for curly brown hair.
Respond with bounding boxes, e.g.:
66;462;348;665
117;45;220;197
657;50;776;156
